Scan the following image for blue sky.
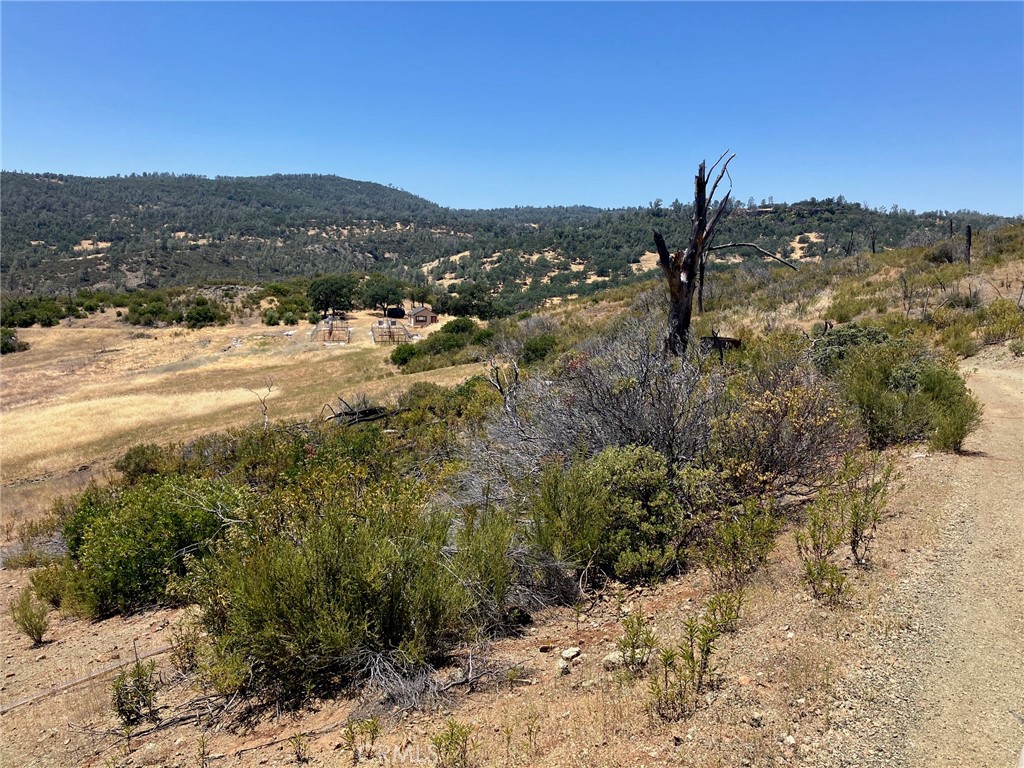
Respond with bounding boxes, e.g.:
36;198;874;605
2;2;1022;215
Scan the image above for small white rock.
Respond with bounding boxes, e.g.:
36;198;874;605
602;650;625;670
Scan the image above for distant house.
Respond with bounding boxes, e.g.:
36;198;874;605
409;305;439;326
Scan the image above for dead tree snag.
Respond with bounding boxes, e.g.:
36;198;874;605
652;153;734;356
653;153;796;356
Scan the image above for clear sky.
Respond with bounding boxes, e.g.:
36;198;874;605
2;2;1022;215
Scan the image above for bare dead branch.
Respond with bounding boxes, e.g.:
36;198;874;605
709;242;799;270
247;378;274;433
705;151;736;205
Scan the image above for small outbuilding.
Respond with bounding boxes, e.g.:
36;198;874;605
408;305;439;326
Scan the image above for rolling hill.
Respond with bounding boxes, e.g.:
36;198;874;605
1;171;1013;313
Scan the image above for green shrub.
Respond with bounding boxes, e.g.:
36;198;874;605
704;590;743;634
825;296;878;324
8;586;49;645
976;299;1024;344
470;327;495;346
453;507;516;631
3;548;55;569
928;305;963;330
432;719;473;768
835;338;981;451
169;622;203;676
30;563;68;609
521;333;557;364
59;478;239;616
1;327;30;354
184;301;224;329
945;289;982;309
647;606;722;721
838;453;894;565
112;658;159;726
530;454;609;575
810;323;892;376
440;317;477;335
261;308;280;326
928;391;983;453
114;443;175;484
939;319;979;358
341;718;382;763
703;499;780;590
617;612;658;676
928;240;957;263
289;733;310;764
420;331;471;354
530;446;682;583
587;446;681;582
1009;338;1024;357
191;470;472;706
795;491;849;605
390;343;419;367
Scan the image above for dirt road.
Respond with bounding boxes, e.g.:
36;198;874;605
905;360;1024;767
827;353;1024;767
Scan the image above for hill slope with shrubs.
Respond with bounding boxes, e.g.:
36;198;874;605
2;170;1013;315
3;218;1022;766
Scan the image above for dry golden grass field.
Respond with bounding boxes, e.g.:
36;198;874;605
0;309;475;534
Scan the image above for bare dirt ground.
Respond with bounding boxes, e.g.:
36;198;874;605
1;334;1021;767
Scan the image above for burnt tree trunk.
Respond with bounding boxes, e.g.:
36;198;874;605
654;230;698;356
965;225;972;264
653;154;735;356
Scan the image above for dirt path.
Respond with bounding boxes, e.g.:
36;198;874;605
904;362;1024;767
827;354;1024;767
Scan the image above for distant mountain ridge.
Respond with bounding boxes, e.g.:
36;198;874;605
1;170;1012;310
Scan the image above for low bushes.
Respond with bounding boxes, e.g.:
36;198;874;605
795;451;895;603
54;478;242;617
21;307;981;714
8;586;49;645
834;335;982;451
112;658;159;726
1;327;29;354
189;470;475;705
812;323;983;452
975;298;1024;345
390;318;495;372
647;602;726;721
123;291;230;328
702;499;780;591
530;446;682;583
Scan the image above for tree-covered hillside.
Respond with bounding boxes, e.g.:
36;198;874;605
1;171;1013;312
